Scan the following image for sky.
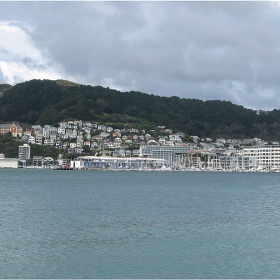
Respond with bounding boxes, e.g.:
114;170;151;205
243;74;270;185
0;1;280;111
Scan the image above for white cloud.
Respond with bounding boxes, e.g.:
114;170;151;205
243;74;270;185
0;21;38;61
0;21;71;85
0;66;5;83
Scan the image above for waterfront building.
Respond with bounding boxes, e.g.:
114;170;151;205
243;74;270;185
77;155;167;170
57;158;68;166
212;154;255;171
0;158;19;168
206;146;280;171
18;144;30;160
140;144;199;166
243;145;280;169
33;156;43;167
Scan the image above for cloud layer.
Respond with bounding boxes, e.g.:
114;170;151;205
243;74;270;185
1;2;280;110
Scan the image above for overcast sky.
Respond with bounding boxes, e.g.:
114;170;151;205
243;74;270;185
1;1;280;111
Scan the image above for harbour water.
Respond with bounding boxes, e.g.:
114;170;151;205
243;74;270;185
1;169;280;278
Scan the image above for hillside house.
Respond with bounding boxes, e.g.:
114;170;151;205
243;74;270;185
28;136;35;144
100;132;110;138
165;129;172;134
58;127;65;134
98;125;106;131
169;134;182;143
0;123;23;137
56;141;62;148
70;143;77;148
84;140;91;147
112;131;121;137
114;137;122;143
36;136;43;145
44;139;54;146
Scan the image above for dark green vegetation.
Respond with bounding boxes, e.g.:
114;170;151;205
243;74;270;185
0;133;21;158
0;132;62;159
0;84;12;97
1;79;280;140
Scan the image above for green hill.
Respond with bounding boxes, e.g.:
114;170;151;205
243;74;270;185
0;84;12;97
0;79;280;140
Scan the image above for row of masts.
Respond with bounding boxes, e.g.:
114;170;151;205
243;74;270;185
172;152;265;171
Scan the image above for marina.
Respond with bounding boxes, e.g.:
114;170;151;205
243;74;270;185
76;155;167;170
47;154;280;172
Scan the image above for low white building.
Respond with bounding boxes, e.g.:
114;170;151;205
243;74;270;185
0;158;19;168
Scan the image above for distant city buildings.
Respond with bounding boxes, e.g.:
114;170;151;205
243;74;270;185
1;120;280;171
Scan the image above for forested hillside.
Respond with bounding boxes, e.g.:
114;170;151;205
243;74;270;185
1;79;280;140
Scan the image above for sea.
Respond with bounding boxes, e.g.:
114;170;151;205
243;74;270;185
1;169;280;279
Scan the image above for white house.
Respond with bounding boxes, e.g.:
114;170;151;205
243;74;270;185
169;134;182;142
70;143;77;148
98;125;106;131
44;139;54;146
58;127;65;134
36;136;43;145
106;127;113;133
114;137;122;143
100;132;110;138
28;136;36;144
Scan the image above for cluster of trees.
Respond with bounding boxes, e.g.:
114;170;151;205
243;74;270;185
0;133;20;158
0;132;62;159
1;79;280;140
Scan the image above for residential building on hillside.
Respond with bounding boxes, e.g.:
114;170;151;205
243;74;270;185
0;123;23;137
28;136;35;144
169;134;182;142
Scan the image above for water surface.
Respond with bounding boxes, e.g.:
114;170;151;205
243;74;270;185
1;169;280;278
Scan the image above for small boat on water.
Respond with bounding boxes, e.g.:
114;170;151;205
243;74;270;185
52;163;73;170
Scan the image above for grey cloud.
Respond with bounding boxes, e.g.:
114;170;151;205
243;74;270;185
1;2;280;110
21;57;45;70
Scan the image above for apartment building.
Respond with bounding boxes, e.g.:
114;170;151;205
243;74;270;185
243;145;280;168
140;144;199;165
18;144;30;160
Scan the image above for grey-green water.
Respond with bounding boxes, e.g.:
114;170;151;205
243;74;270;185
1;169;280;278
